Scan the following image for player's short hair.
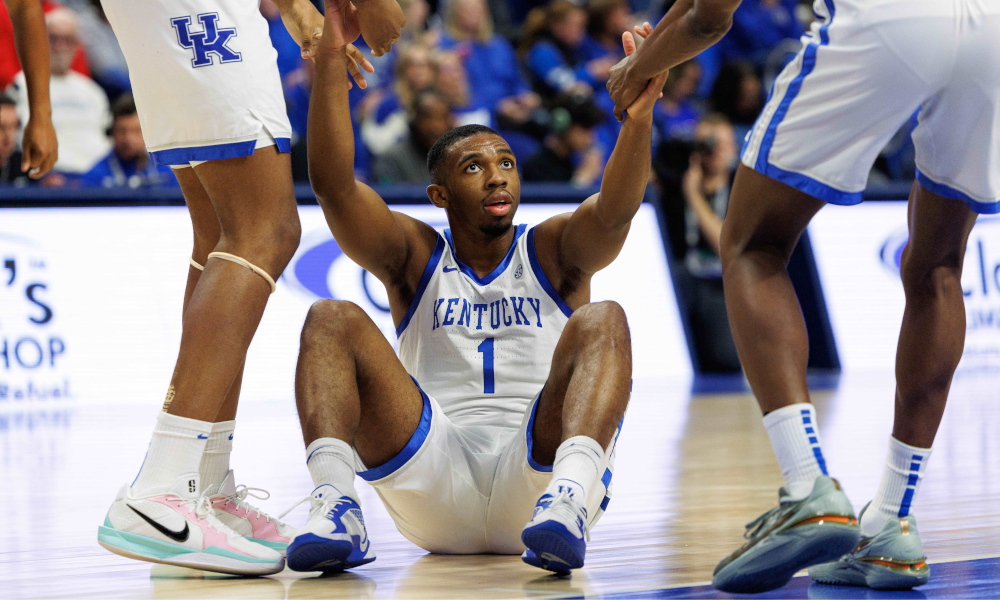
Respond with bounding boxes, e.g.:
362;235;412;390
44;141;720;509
0;93;15;109
426;124;502;184
111;93;138;121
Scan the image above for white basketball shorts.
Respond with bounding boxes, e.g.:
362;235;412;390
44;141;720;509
100;0;292;166
741;0;1000;213
353;385;620;554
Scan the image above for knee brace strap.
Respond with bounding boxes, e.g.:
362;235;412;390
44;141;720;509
207;252;277;293
190;258;205;271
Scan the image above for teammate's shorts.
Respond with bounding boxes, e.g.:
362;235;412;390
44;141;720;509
741;0;1000;214
101;0;292;167
354;385;620;554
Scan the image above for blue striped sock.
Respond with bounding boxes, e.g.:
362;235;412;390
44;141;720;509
861;436;932;537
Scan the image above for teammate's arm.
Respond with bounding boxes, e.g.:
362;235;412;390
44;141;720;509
308;0;429;282
535;34;667;281
607;0;741;120
5;0;57;178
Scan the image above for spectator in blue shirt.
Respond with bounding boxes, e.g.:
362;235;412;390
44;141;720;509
520;0;617;98
80;94;177;188
719;0;803;65
439;0;541;133
653;59;702;145
583;0;633;63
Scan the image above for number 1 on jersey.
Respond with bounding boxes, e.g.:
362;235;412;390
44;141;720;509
477;338;494;394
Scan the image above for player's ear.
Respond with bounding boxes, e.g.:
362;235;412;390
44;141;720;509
426;184;448;209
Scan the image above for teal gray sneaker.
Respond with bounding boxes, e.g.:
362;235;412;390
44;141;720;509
809;506;930;590
712;476;860;594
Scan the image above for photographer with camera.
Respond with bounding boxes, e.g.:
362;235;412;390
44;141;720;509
656;112;741;373
521;93;606;187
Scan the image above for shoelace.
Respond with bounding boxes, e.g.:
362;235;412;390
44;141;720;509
278;495;352;522
182;494;232;535
743;503;794;540
544;491;591;542
213;485;272;522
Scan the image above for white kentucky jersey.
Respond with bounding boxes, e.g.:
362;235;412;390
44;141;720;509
397;224;572;429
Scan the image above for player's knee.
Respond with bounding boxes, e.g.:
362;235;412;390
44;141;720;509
270;210;302;266
301;300;368;346
569;301;630;345
899;248;964;300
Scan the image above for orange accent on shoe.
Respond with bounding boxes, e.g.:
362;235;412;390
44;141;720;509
868;559;927;570
792;515;857;528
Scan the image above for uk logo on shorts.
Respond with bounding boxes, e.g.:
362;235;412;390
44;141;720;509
171;13;242;68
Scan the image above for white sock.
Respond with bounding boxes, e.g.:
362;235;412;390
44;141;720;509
763;403;829;501
545;436;604;507
860;436;932;537
131;412;213;497
199;420;235;491
306;438;359;502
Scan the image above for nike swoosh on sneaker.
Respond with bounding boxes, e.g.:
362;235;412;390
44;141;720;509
128;505;190;542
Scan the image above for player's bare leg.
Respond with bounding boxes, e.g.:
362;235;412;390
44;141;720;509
521;301;632;573
99;148;300;575
709;165;857;593
892;184;977;449
809;184;980;591
288;299;425;572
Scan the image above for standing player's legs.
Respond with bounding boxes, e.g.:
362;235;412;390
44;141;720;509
98;148;299;575
710;165;859;593
810;185;977;590
519;301;632;573
287;300;425;572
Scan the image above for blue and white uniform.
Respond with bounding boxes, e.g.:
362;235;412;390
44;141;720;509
356;224;619;554
99;0;291;166
741;0;1000;213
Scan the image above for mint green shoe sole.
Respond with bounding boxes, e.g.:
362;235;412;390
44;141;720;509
98;525;284;575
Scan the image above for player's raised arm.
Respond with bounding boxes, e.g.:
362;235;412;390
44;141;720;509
5;0;57;178
536;33;667;280
308;0;425;280
607;0;741;120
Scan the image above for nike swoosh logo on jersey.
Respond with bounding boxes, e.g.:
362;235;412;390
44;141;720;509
128;505;190;542
442;266;458;272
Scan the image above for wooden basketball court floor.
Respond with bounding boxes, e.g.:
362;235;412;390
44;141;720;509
2;371;999;599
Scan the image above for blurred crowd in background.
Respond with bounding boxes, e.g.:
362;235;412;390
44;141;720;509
1;0;921;193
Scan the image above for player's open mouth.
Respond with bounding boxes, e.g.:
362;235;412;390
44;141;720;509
484;192;513;217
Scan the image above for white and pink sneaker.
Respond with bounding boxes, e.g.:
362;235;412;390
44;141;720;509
208;470;296;555
98;474;285;576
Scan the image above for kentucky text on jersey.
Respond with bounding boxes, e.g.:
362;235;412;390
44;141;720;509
431;296;545;331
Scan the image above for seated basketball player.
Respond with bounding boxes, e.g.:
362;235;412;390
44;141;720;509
278;2;666;574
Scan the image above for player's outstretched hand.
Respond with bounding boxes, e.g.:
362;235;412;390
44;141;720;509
20;112;57;179
618;29;666;122
355;0;406;57
607;21;657;122
279;0;327;59
344;44;375;89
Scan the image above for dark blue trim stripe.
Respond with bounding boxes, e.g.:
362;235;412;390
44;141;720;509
395;236;446;337
755;0;835;172
443;224;526;285
526;227;573;318
149;136;292;166
357;380;433;481
762;162;863;206
525;394;552;473
917;169;1000;215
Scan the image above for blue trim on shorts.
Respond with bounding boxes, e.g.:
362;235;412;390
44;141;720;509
443;224;525;285
148;136;292;166
525;394;552;473
395;236;446;337
916;169;1000;215
357;379;433;482
755;0;835;171
762;163;863;206
526;227;573;318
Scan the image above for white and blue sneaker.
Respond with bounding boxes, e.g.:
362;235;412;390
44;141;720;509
283;485;375;573
521;491;589;574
